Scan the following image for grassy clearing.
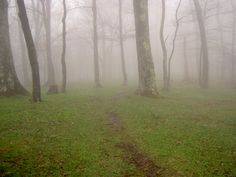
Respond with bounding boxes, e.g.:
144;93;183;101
117;87;236;177
0;86;235;177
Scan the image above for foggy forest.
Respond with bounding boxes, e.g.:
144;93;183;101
0;0;235;176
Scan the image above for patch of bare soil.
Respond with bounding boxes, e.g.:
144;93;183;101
106;110;163;177
115;143;162;177
106;93;172;177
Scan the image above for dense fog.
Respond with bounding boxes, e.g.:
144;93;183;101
1;1;236;176
5;0;236;89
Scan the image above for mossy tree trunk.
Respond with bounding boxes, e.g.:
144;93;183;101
133;0;159;97
0;0;28;96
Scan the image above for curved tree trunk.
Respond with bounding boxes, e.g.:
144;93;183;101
193;0;209;88
17;0;41;102
61;0;67;93
167;0;182;89
0;0;28;96
133;0;159;97
119;0;128;86
17;14;30;87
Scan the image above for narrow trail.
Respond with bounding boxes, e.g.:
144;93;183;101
106;92;163;177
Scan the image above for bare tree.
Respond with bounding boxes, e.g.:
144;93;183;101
92;0;102;87
133;0;159;97
17;0;41;102
61;0;67;92
17;14;30;87
40;0;58;93
193;0;209;88
118;0;128;86
167;0;182;89
216;0;226;81
160;0;168;91
160;0;182;91
0;0;28;96
15;1;30;86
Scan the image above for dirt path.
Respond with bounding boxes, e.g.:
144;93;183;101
115;143;162;177
107;110;163;177
106;93;163;177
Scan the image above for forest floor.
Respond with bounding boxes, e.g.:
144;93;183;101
0;84;236;177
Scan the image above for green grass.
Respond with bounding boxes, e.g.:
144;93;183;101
0;86;235;177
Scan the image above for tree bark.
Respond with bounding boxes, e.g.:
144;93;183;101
40;0;58;93
119;0;128;86
160;0;181;91
92;0;102;87
160;0;168;91
167;0;182;89
16;5;30;87
0;0;28;96
189;0;201;83
193;0;209;88
17;0;41;102
61;0;67;92
133;0;159;97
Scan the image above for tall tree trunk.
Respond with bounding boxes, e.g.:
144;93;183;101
160;0;168;91
40;0;58;93
193;0;209;88
101;22;107;81
183;36;189;81
189;0;201;82
17;0;41;102
92;0;101;87
118;0;128;86
61;0;67;93
17;12;30;87
45;0;54;85
216;0;226;81
0;0;28;96
230;0;236;87
167;0;182;89
133;0;159;97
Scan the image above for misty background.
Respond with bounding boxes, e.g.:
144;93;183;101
8;0;235;87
